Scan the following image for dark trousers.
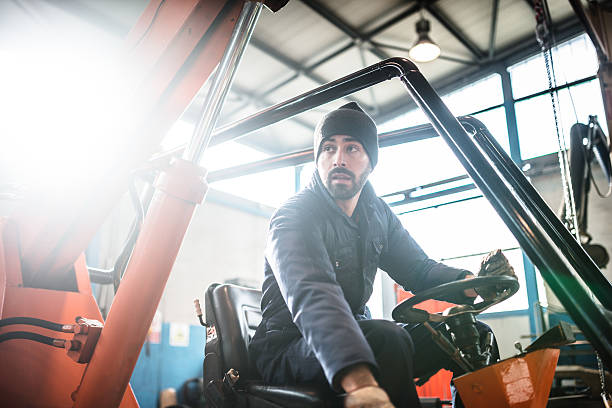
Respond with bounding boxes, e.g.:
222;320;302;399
250;319;499;408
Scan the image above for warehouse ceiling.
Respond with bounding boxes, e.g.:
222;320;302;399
3;0;582;157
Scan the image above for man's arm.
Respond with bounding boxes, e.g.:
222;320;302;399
378;204;475;303
266;205;378;388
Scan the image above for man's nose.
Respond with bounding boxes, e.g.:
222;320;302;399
333;150;346;167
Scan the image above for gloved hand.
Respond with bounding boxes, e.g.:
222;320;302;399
344;385;395;408
477;249;517;300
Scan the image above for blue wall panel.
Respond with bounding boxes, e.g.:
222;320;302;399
130;323;206;408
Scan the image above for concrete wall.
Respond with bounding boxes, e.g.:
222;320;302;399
88;188;273;324
159;190;272;325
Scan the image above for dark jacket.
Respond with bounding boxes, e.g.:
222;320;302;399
250;171;471;387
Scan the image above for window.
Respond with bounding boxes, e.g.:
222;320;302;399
473;107;511;154
211;167;296;209
509;34;598;100
509;33;604;160
443;74;503;116
369;138;466;196
515;79;606;159
398;196;528;313
161;121;296;208
378;108;428;133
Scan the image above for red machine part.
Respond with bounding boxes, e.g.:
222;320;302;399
66;317;104;364
395;284;455;401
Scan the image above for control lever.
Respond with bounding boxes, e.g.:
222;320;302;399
481;331;495;366
423;322;474;373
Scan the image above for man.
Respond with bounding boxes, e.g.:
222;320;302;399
249;102;515;407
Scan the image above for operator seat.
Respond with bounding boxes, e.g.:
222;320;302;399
203;283;341;408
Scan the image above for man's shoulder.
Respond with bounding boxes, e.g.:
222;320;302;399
272;187;323;222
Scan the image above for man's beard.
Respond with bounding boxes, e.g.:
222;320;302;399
325;167;370;200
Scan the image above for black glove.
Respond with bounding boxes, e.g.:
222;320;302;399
476;249;517;300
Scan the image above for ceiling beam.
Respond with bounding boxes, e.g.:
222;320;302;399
424;2;486;60
227;39;365;117
249;37;329;85
300;0;391;60
489;0;500;59
364;2;424;39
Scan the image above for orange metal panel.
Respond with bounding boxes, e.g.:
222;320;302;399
0;250;137;407
395;284;454;401
454;348;560;408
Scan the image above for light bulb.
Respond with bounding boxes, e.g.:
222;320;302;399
409;17;441;63
409;41;441;62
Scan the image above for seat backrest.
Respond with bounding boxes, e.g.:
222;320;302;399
206;283;262;379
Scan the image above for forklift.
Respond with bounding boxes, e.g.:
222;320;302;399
0;1;611;407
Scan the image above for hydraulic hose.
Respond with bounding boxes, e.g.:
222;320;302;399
0;331;66;348
0;317;73;332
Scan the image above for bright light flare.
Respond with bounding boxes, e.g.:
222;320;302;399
0;13;130;192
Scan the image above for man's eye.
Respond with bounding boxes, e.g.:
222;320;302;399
348;145;359;152
323;145;334;152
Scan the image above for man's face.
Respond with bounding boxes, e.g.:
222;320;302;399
317;135;371;200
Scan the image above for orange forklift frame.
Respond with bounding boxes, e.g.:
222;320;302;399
0;0;258;406
1;1;611;407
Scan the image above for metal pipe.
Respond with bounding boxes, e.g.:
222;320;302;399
462;116;612;309
399;68;612;368
207;122;437;182
488;0;499;59
210;60;407;146
183;1;263;163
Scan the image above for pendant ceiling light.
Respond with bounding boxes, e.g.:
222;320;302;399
408;17;440;63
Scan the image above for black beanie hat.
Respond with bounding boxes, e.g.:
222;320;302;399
313;102;379;168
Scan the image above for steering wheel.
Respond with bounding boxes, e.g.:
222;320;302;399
392;276;519;324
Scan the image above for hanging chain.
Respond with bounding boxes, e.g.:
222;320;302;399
598;351;612;407
536;1;611;404
542;48;580;239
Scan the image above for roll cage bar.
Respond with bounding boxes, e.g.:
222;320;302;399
197;57;612;367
